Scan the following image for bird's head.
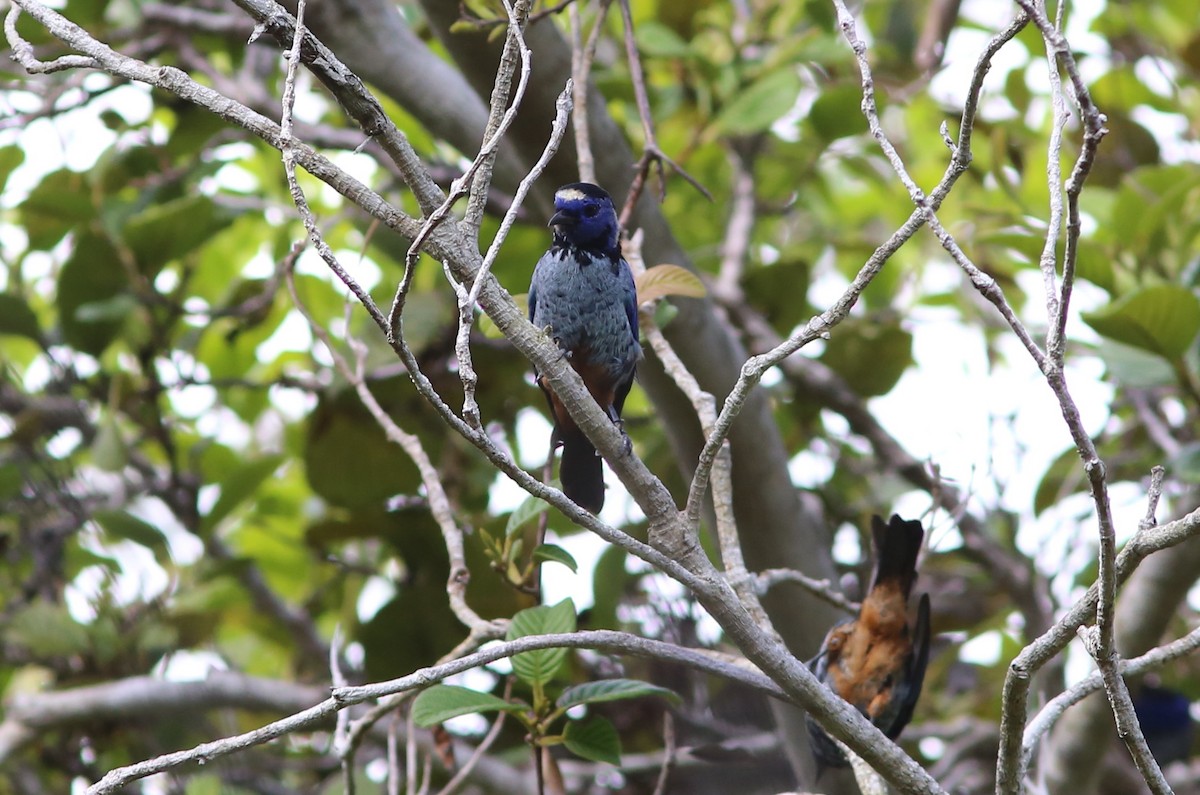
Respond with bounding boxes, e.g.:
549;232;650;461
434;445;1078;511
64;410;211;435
549;182;620;255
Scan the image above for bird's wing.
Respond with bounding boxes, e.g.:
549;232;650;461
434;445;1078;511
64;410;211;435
620;258;638;344
890;592;932;736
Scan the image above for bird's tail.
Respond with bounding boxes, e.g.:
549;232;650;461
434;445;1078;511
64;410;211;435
869;514;925;596
559;426;605;513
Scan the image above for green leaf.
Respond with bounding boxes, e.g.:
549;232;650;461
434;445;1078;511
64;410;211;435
1082;284;1200;360
1033;448;1085;516
505;493;550;538
636;21;691;58
1090;66;1175;113
532;544;578;573
202;455;285;534
19;169;95;250
0;294;40;340
713;68;802;136
0;145;25;196
75;293;139;323
820;318;913;397
808;84;866;142
562;716;621;765
652;300;678;329
56;232;128;356
635;264;706;305
557;679;680;709
303;381;422;509
411;685;524;727
94;510;167;554
507;598;576;686
1073;238;1115;294
91;412;127;472
1095;340;1176;388
589;546;628;630
123;195;237;275
7;602;90;658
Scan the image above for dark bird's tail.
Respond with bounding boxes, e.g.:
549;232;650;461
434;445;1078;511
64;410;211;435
869;514;925;596
559;426;604;513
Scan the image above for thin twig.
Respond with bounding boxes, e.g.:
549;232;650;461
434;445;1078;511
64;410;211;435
404;708;417;795
568;0;613;185
287;270;495;637
389;0;535;343
232;0;445;215
455;79;574;428
627;230;773;634
464;0;533;238
1035;0;1068;361
649;712;676;795
687;11;1031;525
86;629;790;793
434;681;512;795
1022;624;1200;770
5;6;98;71
755;568;860;614
1000;503;1200;790
331;625;356;795
614;0;710;230
836;737;890;795
995;0;1112;788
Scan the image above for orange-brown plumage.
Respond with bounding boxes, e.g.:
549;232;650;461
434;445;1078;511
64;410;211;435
807;515;932;771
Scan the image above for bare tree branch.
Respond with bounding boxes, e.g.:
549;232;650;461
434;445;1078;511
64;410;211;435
82;630;787;793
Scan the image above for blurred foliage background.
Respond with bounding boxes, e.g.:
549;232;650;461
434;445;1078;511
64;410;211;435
2;0;1200;793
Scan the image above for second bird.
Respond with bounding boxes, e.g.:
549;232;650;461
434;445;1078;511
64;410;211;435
529;183;640;513
806;514;932;772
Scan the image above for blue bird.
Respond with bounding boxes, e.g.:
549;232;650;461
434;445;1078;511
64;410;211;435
528;183;640;513
1134;684;1195;766
806;514;932;772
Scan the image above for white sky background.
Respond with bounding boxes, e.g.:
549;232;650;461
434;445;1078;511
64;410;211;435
2;0;1195;683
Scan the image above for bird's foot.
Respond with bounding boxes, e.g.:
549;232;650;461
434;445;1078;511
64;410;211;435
604;410;632;455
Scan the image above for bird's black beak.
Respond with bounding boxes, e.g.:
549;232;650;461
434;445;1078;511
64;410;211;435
548;210;574;229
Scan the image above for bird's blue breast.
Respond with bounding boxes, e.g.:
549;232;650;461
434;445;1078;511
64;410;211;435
529;247;640;383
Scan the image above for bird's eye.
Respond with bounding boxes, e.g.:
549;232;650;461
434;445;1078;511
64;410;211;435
583;204;600;218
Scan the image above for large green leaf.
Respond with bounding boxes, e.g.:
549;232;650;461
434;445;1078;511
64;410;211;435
808;84;866;142
0;294;40;340
0;145;24;196
635;21;691;58
1082;284;1200;360
712;68;802;136
303;381;421;510
56;232;129;356
7;602;90;658
820;317;913;397
94;510;168;556
19;169;94;250
532;544;578;573
562;716;621;765
1094;340;1177;388
505;493;550;538
557;679;680;709
201;455;286;534
1033;448;1085;516
123;195;237;275
412;684;525;727
507;598;576;687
